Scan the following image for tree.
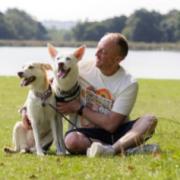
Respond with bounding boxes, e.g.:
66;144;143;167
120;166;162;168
102;16;127;33
4;8;48;40
122;9;162;42
82;22;107;41
48;29;74;42
0;12;14;39
72;16;127;41
160;10;180;42
72;21;89;41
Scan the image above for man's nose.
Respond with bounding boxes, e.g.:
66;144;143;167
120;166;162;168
95;49;100;57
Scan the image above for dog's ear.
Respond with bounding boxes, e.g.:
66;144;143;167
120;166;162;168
47;43;58;59
41;63;52;71
73;45;86;60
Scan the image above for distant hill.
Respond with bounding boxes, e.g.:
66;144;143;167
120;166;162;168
42;20;77;30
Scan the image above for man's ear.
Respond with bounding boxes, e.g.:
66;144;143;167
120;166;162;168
73;45;86;60
116;55;124;63
47;43;58;59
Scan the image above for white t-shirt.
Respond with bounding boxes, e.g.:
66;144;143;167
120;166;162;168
78;59;138;116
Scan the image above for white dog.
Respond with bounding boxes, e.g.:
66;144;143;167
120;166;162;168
48;44;85;130
4;63;65;156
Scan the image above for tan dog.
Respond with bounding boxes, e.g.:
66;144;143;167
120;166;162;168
48;44;85;130
4;62;65;155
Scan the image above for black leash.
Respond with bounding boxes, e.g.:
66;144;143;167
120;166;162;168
47;103;78;129
47;103;93;144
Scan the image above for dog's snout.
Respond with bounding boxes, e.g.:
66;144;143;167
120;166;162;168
17;71;23;77
58;62;64;69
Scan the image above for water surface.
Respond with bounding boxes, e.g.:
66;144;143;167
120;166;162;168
0;47;180;79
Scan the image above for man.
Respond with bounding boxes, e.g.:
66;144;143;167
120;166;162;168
56;33;158;157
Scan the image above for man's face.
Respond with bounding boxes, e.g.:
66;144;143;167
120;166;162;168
95;36;121;72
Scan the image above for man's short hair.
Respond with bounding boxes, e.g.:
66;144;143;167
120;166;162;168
104;33;129;60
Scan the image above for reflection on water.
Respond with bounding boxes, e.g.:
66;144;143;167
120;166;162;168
123;50;180;79
0;47;180;79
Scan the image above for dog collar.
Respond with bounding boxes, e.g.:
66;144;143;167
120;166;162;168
35;85;52;106
56;82;80;102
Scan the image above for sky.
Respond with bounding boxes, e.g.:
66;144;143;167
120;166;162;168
1;0;180;22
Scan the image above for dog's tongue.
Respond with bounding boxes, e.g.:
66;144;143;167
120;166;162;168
57;71;65;78
20;79;28;86
20;79;27;86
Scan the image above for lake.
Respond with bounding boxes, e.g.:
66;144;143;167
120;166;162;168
0;47;180;79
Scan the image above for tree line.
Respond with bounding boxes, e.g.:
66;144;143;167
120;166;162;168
72;9;180;42
0;8;180;42
0;9;48;40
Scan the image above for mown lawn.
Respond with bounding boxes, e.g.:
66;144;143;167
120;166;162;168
0;77;180;180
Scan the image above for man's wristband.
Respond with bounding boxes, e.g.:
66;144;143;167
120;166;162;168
77;104;85;116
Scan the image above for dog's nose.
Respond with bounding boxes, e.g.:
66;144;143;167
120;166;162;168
17;71;23;77
58;62;64;69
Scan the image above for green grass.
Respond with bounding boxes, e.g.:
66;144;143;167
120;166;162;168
0;77;180;180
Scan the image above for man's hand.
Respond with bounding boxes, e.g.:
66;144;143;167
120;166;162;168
56;99;81;114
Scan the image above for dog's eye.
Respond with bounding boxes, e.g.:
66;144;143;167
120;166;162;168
56;56;63;60
28;65;34;69
66;57;71;61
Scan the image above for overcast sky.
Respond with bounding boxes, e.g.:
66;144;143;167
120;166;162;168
1;0;180;21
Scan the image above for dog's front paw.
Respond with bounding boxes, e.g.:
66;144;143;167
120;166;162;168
56;151;65;156
37;151;45;156
20;148;30;154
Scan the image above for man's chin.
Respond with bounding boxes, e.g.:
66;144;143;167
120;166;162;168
95;60;102;68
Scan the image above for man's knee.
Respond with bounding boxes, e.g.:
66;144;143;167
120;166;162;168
65;132;77;150
64;131;90;154
143;114;158;129
140;115;158;139
133;114;158;134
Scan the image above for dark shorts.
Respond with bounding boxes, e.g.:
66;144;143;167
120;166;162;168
65;120;137;145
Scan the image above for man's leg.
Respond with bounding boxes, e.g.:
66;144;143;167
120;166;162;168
65;127;114;154
65;131;91;154
88;114;158;157
113;114;158;153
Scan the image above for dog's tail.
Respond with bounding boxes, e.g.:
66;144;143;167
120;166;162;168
4;146;33;154
3;147;18;154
